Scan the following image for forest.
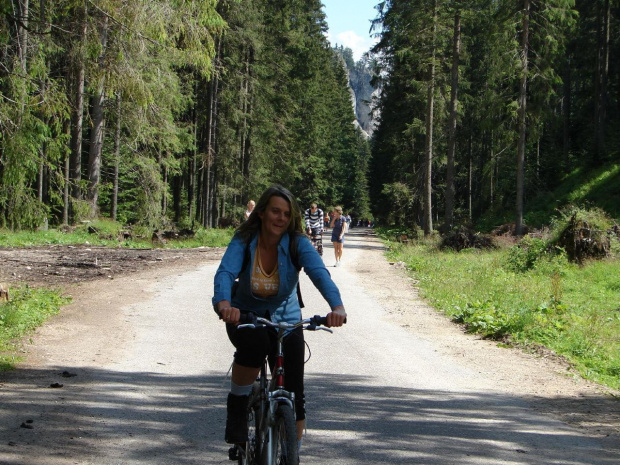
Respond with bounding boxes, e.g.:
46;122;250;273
370;0;619;234
0;0;618;235
0;0;370;232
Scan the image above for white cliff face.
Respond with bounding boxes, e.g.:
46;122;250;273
346;60;378;137
334;47;379;137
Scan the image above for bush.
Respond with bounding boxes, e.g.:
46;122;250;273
452;300;513;339
505;236;549;272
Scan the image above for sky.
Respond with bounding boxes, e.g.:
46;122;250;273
321;0;380;61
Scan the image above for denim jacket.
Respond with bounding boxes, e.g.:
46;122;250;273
212;231;342;324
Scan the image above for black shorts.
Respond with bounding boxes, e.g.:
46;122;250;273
226;324;306;421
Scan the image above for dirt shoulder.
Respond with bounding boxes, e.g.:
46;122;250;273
0;245;223;288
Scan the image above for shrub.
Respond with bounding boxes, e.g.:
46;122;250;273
452;300;513;339
505;237;549;272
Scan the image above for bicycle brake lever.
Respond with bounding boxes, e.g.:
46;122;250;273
237;323;257;330
315;326;333;334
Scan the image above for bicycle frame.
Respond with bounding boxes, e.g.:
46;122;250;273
308;228;323;256
236;315;332;465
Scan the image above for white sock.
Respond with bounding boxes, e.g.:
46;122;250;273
230;381;253;396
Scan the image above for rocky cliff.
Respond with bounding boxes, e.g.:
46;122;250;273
333;46;378;137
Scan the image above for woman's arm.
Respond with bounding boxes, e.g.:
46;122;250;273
212;234;246;311
297;236;344;308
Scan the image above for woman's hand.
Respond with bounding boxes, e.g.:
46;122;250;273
218;300;241;324
326;306;347;327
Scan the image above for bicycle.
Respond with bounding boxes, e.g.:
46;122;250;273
307;228;323;256
229;313;333;465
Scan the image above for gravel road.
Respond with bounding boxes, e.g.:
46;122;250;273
1;229;618;464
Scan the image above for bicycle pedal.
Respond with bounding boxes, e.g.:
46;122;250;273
228;446;239;461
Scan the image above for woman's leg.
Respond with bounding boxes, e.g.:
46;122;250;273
277;328;306;441
231;363;260;385
225;324;270;444
332;241;339;264
336;242;343;261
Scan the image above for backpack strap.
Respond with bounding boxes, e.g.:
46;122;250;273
289;233;304;308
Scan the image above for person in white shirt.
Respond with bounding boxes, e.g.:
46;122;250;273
244;200;255;220
304;203;324;256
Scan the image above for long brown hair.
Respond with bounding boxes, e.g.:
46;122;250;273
236;185;304;242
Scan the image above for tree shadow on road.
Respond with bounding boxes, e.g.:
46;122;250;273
0;368;617;464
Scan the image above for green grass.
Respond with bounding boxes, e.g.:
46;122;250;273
381;235;620;391
0;220;234;248
0;286;71;370
162;227;235;248
477;163;620;231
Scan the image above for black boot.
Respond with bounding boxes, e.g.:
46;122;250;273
225;393;249;444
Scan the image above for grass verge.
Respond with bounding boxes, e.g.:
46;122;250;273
0;286;71;370
0;220;234;248
380;233;620;391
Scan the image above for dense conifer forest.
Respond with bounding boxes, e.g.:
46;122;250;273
0;0;370;231
0;1;617;234
370;0;619;234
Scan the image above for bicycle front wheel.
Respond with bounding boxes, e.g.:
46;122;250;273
268;404;299;465
242;382;263;465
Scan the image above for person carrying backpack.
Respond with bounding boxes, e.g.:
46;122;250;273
213;185;347;455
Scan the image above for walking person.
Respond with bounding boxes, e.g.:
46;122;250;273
330;206;346;267
213;185;347;458
244;200;255;220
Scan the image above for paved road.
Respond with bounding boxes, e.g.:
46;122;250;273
1;230;617;464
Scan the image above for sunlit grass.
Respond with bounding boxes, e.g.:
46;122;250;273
382;236;620;391
0;221;234;249
0;286;71;370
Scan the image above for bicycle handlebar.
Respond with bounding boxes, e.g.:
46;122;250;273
237;312;333;332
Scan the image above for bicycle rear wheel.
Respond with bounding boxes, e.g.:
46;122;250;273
268;404;299;465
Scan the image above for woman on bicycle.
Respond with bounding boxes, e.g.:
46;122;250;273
213;185;347;451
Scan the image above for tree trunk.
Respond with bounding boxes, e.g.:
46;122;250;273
515;0;530;236
490;131;495;207
468;133;472;220
70;3;87;201
201;37;221;228
203;81;216;227
17;0;29;72
444;6;461;233
241;47;254;198
423;1;437;236
87;15;109;218
112;93;121;222
188;84;197;225
63;120;70;225
162;163;168;214
563;55;571;166
593;0;610;162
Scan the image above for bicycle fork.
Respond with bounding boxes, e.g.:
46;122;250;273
264;336;296;464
